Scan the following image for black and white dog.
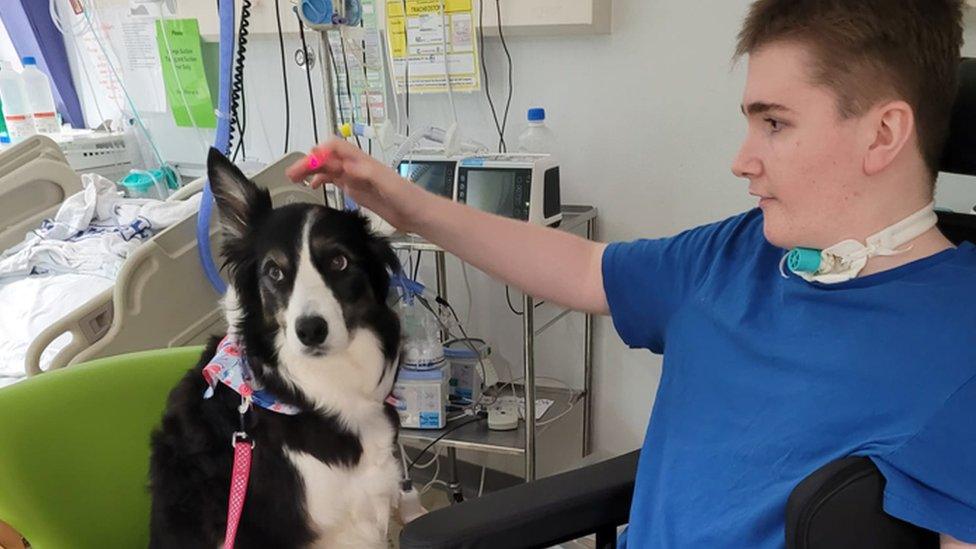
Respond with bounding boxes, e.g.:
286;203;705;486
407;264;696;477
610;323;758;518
149;149;402;548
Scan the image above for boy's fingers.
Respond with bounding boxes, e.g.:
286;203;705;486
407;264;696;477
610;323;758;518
285;156;309;182
309;173;329;189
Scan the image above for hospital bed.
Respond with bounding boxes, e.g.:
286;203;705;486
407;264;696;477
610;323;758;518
0;136;323;381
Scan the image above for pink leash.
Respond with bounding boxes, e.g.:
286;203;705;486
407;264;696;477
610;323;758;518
224;399;255;549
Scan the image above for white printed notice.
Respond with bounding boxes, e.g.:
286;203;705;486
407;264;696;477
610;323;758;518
386;0;480;94
118;13;168;113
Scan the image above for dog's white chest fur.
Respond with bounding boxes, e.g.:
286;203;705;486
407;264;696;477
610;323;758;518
286;415;399;549
279;330;400;548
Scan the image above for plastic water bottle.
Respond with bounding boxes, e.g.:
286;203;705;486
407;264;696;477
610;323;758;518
398;298;445;371
516;107;557;154
21;57;60;135
0;62;36;143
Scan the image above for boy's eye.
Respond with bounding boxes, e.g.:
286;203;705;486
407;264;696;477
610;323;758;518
765;118;783;132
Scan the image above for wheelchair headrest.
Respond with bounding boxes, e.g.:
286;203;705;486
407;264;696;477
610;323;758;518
941;58;976;176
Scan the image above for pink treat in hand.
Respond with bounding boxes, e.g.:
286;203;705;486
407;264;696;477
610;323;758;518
306;150;330;170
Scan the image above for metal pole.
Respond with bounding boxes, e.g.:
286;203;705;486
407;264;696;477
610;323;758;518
434;251;464;501
435;252;448;327
317;29;341;137
523;293;536;481
316;28;345;207
583;218;595;457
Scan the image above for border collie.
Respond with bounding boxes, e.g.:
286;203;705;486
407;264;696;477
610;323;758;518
149;149;402;548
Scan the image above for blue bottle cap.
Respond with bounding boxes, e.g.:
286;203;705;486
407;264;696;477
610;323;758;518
22;56;36;66
787;248;822;274
527;108;546;122
0;135;10;144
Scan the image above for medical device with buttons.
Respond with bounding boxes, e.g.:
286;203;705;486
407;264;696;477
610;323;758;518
456;154;562;226
397;152;465;200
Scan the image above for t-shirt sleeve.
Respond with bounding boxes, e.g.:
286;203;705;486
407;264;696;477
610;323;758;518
602;213;752;353
870;374;976;543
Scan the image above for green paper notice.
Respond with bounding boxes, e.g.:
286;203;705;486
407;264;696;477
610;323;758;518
156;19;216;128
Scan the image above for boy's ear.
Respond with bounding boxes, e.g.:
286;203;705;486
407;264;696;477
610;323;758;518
207;147;271;241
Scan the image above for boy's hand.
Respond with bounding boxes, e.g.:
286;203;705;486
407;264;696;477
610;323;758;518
286;139;423;230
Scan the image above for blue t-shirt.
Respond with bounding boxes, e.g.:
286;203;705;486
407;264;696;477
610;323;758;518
603;209;976;547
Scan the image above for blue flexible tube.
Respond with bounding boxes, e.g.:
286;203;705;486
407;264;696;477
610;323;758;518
196;0;236;295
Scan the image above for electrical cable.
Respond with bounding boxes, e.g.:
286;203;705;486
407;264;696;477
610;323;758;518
477;0;506;152
537;401;576;427
274;0;291;154
438;305;489;387
231;0;252;161
358;28;373;156
325;38;348;130
414;293;489;388
408;289;515;403
407;415;486;471
509;375;577;426
460;260;473;326
393;272;502;409
401;442;440;470
422;479;449;495
233;85;248;161
400;0;411;136
296;9;320;143
505;286;522;315
505;285;545;316
495;0;514;149
419;449;443;494
398;443;410;479
412;250;423;280
477;464;487;497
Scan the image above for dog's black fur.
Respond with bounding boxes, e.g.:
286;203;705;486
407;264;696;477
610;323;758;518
148;149;401;548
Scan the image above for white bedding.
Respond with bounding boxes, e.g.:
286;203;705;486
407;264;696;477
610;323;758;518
0;273;113;388
0;174;201;387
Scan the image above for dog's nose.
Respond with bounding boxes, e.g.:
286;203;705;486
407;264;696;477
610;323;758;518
295;316;328;347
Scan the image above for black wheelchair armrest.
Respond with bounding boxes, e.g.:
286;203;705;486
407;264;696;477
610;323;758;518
785;456;939;549
399;450;640;549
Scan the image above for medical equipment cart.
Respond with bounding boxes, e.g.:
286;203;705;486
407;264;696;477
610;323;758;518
391;205;598;485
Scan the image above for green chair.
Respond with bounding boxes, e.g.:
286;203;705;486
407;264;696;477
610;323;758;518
0;346;203;549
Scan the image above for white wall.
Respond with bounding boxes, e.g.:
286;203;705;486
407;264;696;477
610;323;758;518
159;1;976;458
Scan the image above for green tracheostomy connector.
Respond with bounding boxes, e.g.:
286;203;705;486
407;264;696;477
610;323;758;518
787;247;822;274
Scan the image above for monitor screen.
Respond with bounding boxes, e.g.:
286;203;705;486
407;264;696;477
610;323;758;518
464;170;517;216
398;161;455;198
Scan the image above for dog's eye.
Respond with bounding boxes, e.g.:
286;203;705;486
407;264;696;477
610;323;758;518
266;263;284;282
330;255;349;272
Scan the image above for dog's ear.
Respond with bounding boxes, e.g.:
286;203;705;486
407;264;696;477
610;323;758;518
207;148;271;241
366;232;401;303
